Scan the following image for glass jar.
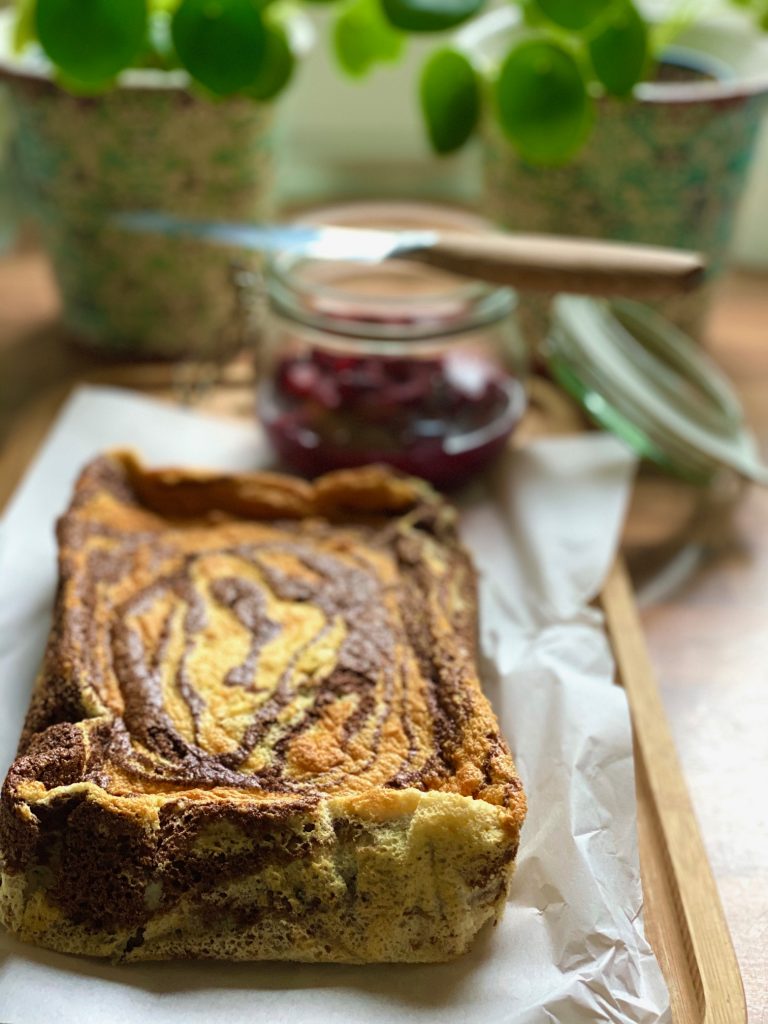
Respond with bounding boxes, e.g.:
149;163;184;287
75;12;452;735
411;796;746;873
258;202;527;490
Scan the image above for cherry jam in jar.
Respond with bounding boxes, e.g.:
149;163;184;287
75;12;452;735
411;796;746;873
259;203;526;490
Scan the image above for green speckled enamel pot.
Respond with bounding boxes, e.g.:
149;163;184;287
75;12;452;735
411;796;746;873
460;9;768;336
0;13;310;359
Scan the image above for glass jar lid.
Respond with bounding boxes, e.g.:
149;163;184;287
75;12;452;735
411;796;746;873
547;296;768;485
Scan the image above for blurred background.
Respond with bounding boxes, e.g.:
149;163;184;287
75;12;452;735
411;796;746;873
2;0;767;496
3;0;766;264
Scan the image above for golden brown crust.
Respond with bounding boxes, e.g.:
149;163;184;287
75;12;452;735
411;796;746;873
0;454;526;962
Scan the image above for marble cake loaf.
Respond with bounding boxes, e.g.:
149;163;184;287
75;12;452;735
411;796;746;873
0;453;526;962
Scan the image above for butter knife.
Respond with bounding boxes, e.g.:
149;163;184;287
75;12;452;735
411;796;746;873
114;210;705;299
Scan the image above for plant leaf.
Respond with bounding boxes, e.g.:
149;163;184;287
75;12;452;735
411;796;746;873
35;0;148;83
495;37;593;165
420;47;479;154
333;0;403;78
244;21;295;99
172;0;267;95
531;0;613;31
381;0;484;34
588;0;648;97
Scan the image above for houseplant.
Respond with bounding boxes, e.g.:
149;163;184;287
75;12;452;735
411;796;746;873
449;1;768;332
0;0;312;358
310;0;768;333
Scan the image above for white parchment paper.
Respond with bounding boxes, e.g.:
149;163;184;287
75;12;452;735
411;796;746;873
0;386;670;1024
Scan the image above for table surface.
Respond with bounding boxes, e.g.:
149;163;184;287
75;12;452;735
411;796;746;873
1;247;767;1022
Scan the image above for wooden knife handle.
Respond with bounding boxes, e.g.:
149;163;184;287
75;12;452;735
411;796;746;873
403;230;705;298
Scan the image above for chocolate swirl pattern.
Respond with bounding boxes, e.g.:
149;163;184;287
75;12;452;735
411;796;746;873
0;455;526;963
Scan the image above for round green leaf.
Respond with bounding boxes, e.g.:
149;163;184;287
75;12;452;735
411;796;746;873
244;22;295;100
588;0;648;97
333;0;403;78
420;48;479;154
381;0;484;34
35;0;147;83
172;0;266;95
495;38;593;165
531;0;613;31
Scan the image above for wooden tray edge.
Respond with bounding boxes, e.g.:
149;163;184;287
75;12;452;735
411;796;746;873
602;561;747;1024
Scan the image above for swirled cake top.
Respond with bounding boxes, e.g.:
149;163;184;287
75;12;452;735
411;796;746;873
13;454;522;817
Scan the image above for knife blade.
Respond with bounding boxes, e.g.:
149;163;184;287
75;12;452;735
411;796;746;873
113;211;438;263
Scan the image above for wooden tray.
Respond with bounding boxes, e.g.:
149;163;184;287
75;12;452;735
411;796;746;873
0;377;747;1024
601;564;745;1024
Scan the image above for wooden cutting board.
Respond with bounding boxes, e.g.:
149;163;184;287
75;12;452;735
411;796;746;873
0;370;746;1024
